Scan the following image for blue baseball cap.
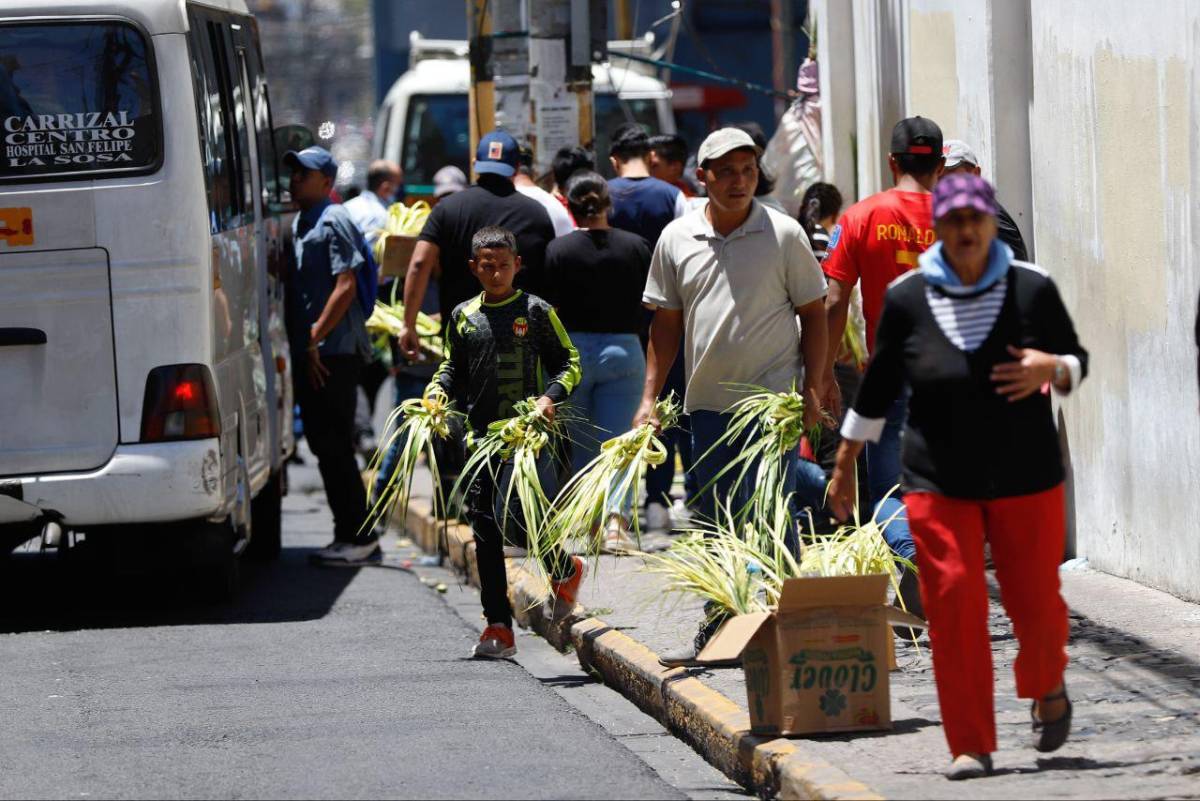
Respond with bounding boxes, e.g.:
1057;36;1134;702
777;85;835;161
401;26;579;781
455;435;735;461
284;146;339;178
475;130;519;177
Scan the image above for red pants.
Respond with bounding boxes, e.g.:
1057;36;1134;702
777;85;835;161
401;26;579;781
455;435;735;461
906;484;1069;757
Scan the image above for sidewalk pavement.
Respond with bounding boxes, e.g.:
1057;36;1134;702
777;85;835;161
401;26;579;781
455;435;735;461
394;466;1200;799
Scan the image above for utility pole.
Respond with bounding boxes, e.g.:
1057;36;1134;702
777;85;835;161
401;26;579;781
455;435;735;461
467;0;605;181
615;0;633;40
770;0;796;120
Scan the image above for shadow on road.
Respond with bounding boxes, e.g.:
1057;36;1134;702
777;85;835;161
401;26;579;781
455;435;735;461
0;544;358;634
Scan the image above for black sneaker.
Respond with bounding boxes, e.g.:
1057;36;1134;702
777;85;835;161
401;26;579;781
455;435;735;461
658;614;737;668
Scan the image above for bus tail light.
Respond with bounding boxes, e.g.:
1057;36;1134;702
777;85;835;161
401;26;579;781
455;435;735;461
140;364;221;442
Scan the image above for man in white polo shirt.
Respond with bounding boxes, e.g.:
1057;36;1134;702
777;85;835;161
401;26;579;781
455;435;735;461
634;128;829;666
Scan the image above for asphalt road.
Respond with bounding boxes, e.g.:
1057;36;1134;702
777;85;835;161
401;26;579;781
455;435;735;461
0;455;740;800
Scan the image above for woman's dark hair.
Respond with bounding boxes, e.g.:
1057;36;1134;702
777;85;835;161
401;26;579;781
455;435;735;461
552;146;594;189
565;171;611;221
798;182;844;238
732;121;776;196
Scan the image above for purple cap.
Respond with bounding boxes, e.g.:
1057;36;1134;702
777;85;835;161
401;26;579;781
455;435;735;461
932;173;998;221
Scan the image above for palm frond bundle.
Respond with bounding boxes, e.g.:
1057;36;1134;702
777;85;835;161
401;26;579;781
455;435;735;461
641;490;919;622
366;299;444;357
640;528;771;620
693;384;808;522
364;387;460;534
451;399;570;570
797;489;917;609
544;394;682;557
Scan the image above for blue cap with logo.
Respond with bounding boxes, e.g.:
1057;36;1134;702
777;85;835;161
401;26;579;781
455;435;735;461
475;130;519;177
284;145;339;178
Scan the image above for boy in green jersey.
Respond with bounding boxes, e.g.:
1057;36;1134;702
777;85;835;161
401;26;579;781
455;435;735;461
429;226;584;658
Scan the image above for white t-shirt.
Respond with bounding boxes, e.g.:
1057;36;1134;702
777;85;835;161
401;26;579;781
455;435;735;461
517;184;575;237
343;191;389;245
643;200;828;413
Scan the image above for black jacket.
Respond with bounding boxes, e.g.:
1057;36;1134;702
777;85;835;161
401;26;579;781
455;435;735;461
996;202;1028;262
432;291;581;433
852;263;1088;499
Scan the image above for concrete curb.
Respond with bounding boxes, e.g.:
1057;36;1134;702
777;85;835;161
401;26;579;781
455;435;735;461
400;499;883;801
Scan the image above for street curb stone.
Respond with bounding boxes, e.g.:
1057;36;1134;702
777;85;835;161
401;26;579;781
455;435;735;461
400;499;883;800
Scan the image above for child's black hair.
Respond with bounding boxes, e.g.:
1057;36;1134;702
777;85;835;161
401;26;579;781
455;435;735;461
471;226;519;258
798;182;844;238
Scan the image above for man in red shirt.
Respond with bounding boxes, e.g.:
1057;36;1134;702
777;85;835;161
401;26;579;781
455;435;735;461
821;117;944;603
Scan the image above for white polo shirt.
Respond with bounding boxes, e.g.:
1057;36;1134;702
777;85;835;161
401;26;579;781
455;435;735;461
643;200;827;413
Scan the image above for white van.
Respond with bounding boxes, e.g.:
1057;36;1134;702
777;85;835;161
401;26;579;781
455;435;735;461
0;0;303;594
375;33;675;196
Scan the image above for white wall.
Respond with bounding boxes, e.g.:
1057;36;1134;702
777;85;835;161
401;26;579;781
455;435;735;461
905;0;1034;253
814;0;858;206
1027;1;1200;600
851;0;907;198
894;1;1200;600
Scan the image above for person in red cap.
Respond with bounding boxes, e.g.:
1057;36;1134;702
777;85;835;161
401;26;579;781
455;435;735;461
828;172;1088;780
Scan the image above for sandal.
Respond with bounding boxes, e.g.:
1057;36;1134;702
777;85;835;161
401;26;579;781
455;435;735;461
1031;685;1073;753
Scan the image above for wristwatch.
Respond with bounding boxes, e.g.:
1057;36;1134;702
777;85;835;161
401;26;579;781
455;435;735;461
1052;359;1068;386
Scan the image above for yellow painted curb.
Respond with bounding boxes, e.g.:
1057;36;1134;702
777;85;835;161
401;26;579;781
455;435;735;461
403;501;884;801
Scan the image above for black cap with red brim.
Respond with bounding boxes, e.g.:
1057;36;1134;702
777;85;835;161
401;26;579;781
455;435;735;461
890;116;944;156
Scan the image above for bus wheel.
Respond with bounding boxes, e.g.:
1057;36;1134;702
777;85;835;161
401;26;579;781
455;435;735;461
246;469;283;561
185;519;239;604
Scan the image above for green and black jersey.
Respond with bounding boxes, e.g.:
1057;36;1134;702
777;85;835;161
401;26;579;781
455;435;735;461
431;290;581;432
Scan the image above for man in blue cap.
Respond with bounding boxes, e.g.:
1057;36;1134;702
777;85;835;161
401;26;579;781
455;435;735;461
283;145;379;565
397;130;556;359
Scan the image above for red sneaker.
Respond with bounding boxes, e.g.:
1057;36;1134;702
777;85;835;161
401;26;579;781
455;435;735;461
548;556;586;621
473;623;516;659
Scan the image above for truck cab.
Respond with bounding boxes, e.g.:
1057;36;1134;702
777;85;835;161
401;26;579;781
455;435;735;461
374;32;676;197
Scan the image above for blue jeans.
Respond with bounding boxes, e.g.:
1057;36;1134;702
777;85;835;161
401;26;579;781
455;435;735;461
865;392;915;561
371;373;434;503
690;410;820;554
644;348;696;507
563;332;646;518
793;457;829;525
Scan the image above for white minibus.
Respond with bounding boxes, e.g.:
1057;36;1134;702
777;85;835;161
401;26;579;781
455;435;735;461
0;0;307;597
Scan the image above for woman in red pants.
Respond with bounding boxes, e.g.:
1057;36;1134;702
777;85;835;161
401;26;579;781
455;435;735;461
827;173;1088;780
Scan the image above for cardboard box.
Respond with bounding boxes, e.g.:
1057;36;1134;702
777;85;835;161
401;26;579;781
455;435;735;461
697;574;924;737
379;233;418;277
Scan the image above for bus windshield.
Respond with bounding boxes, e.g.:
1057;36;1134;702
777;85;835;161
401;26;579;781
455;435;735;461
0;21;160;182
401;94;470;191
400;92;665;190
